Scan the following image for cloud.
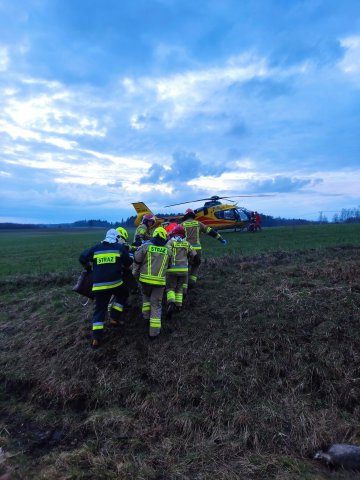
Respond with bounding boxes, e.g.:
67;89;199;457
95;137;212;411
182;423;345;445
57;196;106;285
240;78;293;99
226;121;247;137
130;112;160;130
141;149;227;184
270;38;344;68
121;52;270;126
339;36;360;75
244;176;322;193
0;1;359;224
0;46;9;71
4;85;106;138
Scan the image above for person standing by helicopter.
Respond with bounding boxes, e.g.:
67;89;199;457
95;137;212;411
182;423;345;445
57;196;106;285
248;211;256;232
254;211;262;231
132;213;156;247
181;209;227;291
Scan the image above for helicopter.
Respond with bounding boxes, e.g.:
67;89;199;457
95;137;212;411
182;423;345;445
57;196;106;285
132;194;273;231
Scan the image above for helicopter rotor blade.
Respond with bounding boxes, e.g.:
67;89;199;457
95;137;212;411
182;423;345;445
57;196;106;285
164;194;275;207
219;195;276;198
164;198;215;207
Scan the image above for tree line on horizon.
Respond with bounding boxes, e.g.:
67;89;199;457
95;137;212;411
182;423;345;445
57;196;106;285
1;207;359;229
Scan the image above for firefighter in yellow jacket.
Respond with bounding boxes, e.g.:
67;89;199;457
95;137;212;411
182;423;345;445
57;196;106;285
181;208;227;290
166;224;196;318
132;213;156;247
133;227;172;337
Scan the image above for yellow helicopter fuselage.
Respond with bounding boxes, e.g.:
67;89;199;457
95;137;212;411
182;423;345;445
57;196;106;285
132;201;250;231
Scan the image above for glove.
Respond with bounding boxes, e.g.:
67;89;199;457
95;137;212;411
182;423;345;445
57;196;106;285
220;238;227;246
84;263;92;272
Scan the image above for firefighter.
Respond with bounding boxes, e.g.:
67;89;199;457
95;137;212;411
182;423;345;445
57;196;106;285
79;228;133;349
133;213;156;247
249;211;256;232
165;224;196;318
181;208;227;290
133;227;172;337
116;226;136;256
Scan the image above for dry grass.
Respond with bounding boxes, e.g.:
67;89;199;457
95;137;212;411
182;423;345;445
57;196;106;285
0;246;360;479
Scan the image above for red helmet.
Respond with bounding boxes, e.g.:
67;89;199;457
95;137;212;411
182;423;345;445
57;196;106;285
172;225;185;238
184;208;195;219
142;213;155;225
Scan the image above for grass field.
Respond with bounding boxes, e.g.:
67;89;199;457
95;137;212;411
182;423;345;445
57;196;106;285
0;223;359;277
0;224;360;479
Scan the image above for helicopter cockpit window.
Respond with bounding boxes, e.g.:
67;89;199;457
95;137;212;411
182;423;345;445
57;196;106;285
224;209;236;220
215;209;236;220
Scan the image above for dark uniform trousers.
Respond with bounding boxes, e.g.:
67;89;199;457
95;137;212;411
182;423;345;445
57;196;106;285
188;250;202;286
92;284;128;340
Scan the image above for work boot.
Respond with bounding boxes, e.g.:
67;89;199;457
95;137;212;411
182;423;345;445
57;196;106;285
149;327;161;338
91;339;100;349
166;302;175;319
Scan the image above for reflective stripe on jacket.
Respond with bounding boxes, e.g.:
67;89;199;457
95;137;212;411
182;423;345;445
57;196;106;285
134;243;172;286
133;224;152;247
166;237;196;274
79;242;133;292
182;220;211;250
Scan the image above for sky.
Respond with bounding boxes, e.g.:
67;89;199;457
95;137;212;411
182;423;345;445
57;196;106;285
0;0;359;224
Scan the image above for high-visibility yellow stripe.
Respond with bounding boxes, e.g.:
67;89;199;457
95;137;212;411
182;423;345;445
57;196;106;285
167;290;175;301
158;251;169;278
189;275;197;282
94;252;120;258
92;325;104;330
140;273;165;281
142;303;151;312
111;303;123;312
139;276;166;286
167;266;188;272
150;317;161;328
92;280;123;291
147;249;152;276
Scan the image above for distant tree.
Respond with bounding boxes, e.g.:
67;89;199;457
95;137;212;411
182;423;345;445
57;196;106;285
0;223;40;229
